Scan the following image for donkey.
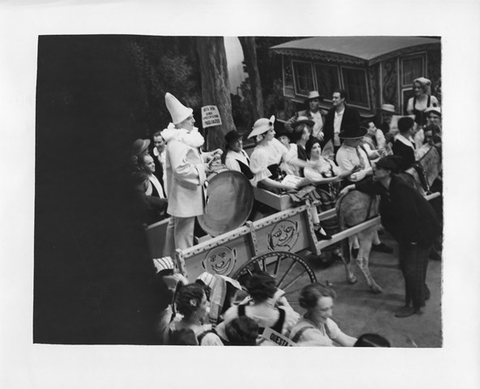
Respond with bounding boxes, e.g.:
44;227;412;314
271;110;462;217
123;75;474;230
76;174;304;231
336;190;382;293
335;145;441;293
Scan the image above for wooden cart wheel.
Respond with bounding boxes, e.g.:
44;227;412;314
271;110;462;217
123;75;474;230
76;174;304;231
232;251;317;308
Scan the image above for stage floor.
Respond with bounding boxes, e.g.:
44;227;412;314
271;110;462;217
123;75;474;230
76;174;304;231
304;231;442;348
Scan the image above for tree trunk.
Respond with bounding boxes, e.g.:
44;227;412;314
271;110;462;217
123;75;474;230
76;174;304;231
196;37;235;151
238;37;264;120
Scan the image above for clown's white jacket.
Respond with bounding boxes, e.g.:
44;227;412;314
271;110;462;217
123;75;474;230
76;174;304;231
162;124;209;218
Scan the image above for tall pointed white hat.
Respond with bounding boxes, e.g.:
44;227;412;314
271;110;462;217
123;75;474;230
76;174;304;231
165;92;193;125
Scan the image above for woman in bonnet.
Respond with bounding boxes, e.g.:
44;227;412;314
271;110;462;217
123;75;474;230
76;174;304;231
248;115;316;194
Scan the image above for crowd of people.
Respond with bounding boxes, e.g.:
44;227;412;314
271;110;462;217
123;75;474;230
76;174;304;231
153;262;390;347
130;77;442;344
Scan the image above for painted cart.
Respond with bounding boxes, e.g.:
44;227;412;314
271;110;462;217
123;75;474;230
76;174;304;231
145;169;385;300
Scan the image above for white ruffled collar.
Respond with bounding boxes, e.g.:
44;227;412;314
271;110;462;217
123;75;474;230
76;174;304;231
162;122;205;148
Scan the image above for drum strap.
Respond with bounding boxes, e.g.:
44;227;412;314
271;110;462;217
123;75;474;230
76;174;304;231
267;164;281;180
237;160;254;179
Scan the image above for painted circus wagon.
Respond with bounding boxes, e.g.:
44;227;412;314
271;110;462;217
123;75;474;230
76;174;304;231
145;168;384;302
269;36;441;120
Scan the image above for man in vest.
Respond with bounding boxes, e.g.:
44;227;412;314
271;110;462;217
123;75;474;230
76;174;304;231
285;91;327;141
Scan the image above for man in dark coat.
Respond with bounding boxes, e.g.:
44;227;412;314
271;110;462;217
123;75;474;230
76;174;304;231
392;116;416;171
340;155;441;317
392;116;430;191
150;130;167;198
323;89;361;152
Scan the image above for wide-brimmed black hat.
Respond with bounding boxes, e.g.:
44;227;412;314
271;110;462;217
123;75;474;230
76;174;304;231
292;115;315;129
375;155;403;172
275;127;293;141
225;130;243;145
339;125;368;139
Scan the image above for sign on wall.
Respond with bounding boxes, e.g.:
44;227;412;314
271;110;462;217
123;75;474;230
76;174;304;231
201;105;222;128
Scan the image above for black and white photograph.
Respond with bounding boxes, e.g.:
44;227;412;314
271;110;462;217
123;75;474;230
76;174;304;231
34;34;443;346
1;1;479;388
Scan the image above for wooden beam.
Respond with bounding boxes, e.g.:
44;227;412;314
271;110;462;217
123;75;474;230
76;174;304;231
316;216;381;250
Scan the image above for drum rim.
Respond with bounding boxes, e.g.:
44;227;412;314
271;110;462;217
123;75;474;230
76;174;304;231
197;170;254;236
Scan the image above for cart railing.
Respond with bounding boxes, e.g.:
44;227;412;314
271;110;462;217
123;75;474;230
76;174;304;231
146;191;440;281
314;191;440;250
173;201;320;280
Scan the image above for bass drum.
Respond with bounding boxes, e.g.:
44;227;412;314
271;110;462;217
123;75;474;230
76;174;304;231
198;169;254;237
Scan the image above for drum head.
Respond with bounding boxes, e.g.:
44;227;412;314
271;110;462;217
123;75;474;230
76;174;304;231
198;170;254;236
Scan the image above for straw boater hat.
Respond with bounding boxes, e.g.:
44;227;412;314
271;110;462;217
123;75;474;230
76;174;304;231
339;125;368;139
165;92;193;125
248;115;275;139
380;104;396;114
292;115;315;129
304;91;323;104
425;106;441;117
132;138;151;156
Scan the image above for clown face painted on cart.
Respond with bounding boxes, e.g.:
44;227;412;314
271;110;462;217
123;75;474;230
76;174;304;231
268;220;299;251
202;246;238;276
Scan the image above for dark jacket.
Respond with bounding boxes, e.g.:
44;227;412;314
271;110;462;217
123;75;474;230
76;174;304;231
355;175;441;248
379;122;390;135
323;104;361;146
392;139;415;171
149;145;166;198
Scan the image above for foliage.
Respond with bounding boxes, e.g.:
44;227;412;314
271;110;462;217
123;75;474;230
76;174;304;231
231;90;253;137
124;36;308;137
239;37;307;119
126;37;202;137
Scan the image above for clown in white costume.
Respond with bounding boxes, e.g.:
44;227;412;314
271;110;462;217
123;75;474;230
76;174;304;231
162;93;222;271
